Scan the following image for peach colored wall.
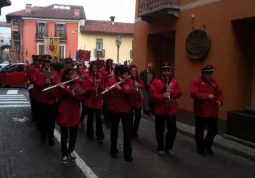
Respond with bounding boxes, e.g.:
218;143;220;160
21;20;78;61
48;22;55;37
66;23;78;59
133;0;255;120
22;20;37;61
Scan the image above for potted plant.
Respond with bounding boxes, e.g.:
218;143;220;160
59;32;64;38
39;32;44;38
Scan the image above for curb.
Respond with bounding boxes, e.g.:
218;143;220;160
142;113;255;162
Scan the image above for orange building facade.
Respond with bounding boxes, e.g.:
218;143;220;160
133;0;255;125
6;4;85;62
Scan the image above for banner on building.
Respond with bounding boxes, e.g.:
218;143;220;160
53;38;60;59
77;49;91;61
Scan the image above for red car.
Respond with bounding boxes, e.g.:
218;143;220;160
0;63;27;87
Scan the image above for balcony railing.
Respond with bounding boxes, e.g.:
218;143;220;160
55;32;67;41
138;0;180;14
36;31;47;40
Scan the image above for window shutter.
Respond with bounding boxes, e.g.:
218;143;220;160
45;23;48;37
64;24;67;40
36;22;38;39
55;23;58;37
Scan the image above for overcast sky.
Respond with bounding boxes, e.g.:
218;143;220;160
0;0;136;23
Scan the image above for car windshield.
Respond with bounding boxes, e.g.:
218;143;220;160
1;64;11;70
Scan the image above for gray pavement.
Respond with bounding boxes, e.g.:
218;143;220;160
0;88;255;178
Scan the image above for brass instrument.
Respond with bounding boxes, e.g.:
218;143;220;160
101;75;131;95
43;77;79;91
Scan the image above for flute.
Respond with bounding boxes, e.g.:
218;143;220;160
43;77;79;92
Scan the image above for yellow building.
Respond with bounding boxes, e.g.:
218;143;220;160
78;20;133;63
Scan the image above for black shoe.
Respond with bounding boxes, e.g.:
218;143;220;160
110;150;119;158
197;149;205;156
132;132;138;138
143;111;151;116
124;155;133;162
62;156;68;163
41;139;46;145
206;147;214;156
68;152;76;161
48;139;55;146
80;120;85;127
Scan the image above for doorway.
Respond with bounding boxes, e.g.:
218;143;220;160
147;31;175;75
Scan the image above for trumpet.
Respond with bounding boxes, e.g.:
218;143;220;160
43;77;79;92
101;75;131;95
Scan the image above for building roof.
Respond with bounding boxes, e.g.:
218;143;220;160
80;20;133;35
0;22;11;27
6;4;86;21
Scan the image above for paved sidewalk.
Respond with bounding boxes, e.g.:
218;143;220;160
142;113;255;162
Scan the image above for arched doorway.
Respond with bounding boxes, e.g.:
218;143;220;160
0;45;11;63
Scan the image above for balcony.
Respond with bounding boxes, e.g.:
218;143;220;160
55;32;67;41
36;31;47;41
138;0;181;23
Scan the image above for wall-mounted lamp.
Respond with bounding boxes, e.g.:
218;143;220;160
110;16;115;25
191;13;195;20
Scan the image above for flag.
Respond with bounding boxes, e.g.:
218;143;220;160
53;38;60;59
44;38;51;55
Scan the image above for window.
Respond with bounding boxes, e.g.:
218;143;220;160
4;65;20;73
37;43;44;55
60;44;66;58
56;24;65;38
36;22;47;39
96;39;103;51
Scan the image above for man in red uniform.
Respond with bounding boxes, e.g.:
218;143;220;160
149;62;182;156
83;61;104;141
190;65;223;156
30;55;58;145
25;55;41;125
100;58;114;128
104;65;134;162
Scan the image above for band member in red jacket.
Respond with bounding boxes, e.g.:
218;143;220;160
83;62;104;141
76;63;88;127
25;55;41;124
149;62;182;156
190;65;223;156
30;55;58;145
129;65;145;138
100;58;114;128
104;65;134;162
56;67;84;163
58;58;73;81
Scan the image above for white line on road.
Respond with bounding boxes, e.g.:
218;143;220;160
0;95;24;96
7;90;18;95
0;96;26;98
0;98;27;101
54;130;99;178
0;105;31;108
0;101;30;104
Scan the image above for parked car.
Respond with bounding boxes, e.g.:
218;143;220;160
0;63;10;69
0;63;27;87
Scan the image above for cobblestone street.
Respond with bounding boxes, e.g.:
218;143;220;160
0;89;255;178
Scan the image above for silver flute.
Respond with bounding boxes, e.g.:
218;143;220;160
43;77;79;92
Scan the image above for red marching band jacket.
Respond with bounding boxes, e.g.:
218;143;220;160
25;64;41;86
30;67;58;104
190;77;223;118
149;77;182;116
99;66;114;86
82;72;104;109
131;76;145;109
104;77;134;114
55;83;83;127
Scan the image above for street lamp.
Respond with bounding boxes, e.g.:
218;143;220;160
115;35;122;63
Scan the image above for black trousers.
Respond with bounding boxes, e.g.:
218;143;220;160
195;116;218;151
110;112;133;156
80;101;88;122
155;115;177;151
103;100;110;124
60;126;78;157
38;103;58;141
132;108;142;134
87;108;104;139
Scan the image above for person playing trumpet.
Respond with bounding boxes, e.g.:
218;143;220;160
129;65;145;138
149;62;182;156
190;65;223;156
83;61;105;141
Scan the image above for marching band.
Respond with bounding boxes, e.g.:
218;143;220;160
25;54;223;163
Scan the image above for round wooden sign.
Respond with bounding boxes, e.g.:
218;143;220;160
186;29;211;60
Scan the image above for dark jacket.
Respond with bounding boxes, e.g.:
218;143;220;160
139;69;156;87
